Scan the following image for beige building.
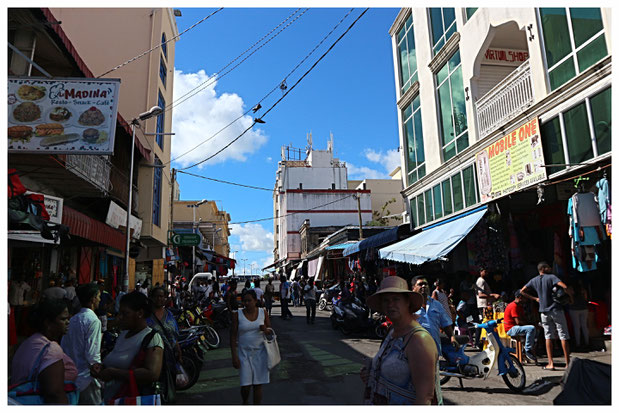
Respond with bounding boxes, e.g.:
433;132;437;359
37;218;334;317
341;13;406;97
173;200;232;257
50;8;179;279
348;167;405;226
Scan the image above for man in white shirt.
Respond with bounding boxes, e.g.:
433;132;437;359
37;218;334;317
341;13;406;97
9;277;30;307
42;280;67;301
61;283;102;405
253;279;265;307
63;279;77;301
475;268;500;348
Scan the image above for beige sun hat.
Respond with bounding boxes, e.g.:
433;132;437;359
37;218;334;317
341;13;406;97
366;276;424;314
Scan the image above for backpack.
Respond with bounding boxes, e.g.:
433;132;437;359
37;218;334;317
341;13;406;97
552;285;570;306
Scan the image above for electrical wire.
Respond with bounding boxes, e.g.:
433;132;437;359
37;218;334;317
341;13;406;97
179;8;369;171
165;8;309;114
177;170;272;191
167;7;355;166
97;8;224;78
229;194;356;225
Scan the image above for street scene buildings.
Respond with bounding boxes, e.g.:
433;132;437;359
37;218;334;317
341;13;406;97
6;6;612;406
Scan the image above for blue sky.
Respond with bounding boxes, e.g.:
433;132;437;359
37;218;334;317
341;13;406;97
170;8;400;272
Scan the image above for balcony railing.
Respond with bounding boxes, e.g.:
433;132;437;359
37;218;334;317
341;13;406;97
65;154;111;193
475;60;533;138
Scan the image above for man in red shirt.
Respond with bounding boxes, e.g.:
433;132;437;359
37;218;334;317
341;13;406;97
504;290;537;363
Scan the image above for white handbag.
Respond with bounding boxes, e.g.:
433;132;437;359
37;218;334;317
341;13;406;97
263;329;281;369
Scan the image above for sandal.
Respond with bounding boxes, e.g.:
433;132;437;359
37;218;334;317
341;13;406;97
542;365;556;371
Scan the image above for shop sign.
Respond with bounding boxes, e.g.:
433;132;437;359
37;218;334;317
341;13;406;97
24;192;63;224
170;232;201;246
482;48;529;66
8;77;121;155
105;201;142;239
475;117;547;203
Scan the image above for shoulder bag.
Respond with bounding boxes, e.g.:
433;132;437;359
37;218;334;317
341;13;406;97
108;330;162;405
8;343;79;405
263;318;281;369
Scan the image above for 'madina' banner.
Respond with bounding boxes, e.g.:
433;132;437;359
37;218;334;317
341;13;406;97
8;77;120;154
475;117;547;203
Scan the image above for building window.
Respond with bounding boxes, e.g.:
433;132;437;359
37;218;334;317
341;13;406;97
159;56;167;88
429;8;456;56
541;86;611;175
540;8;607;91
156;91;165;149
436;50;468;162
403;95;425;186
161;33;167;58
409;164;479;227
152;157;162;227
465;8;478;21
396;14;418;94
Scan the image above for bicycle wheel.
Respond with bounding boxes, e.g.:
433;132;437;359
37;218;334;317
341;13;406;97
501;353;526;392
440;375;452;385
203;325;221;349
176;356;199;391
318;299;327;311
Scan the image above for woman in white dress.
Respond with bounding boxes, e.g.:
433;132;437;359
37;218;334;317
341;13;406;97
230;289;273;404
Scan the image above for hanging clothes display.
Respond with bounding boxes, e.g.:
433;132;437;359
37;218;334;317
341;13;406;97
596;176;612;238
567;191;606;272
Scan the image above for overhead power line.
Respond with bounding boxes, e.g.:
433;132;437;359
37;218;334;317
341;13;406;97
167;8;354;167
229;194;355;225
177;170;272;191
179;8;369;171
97;8;224;78
165;8;309;114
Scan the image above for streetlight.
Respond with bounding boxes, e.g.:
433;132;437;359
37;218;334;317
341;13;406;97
123;106;163;293
188;199;207;276
241;258;248;275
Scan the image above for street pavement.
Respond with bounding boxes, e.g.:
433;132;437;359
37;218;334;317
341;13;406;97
176;303;611;405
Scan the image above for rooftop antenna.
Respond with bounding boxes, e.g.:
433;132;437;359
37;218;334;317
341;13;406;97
307;131;313;151
328;131;334;152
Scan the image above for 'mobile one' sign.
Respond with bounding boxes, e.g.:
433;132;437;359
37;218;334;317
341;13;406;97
475;117;546;203
8;77;120;155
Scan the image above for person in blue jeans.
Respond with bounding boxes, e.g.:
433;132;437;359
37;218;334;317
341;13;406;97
521;261;571;370
503;290;537;363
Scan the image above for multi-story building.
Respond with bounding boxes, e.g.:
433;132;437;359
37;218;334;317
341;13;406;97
387;8;611;281
173;200;232;258
50;8;179;285
272;140;372;274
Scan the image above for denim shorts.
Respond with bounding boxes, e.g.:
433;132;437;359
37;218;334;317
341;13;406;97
540;308;570;340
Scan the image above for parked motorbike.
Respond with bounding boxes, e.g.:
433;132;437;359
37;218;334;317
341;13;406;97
439;318;526;392
330;296;376;336
203;300;230;330
318;284;341;311
173;302;221;349
373;313;392;339
176;326;210;391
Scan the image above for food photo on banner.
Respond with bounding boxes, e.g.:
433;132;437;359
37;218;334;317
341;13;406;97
8;77;120;154
476;117;547;203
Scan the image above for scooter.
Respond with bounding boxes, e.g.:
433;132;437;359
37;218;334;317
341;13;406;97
373;313;392;339
439;318;526;392
330;296;374;336
318;284;340;311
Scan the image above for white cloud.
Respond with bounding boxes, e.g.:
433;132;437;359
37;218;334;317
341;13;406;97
171;69;268;167
229;223;274;252
347;149;401;180
266;157;273;162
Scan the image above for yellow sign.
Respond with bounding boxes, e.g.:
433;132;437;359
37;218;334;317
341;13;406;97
475;117;547;203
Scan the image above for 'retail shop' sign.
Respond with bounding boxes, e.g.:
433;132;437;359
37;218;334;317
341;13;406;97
475;117;547;203
8;77;120;155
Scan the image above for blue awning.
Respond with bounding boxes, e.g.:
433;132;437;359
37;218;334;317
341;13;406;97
325;241;358;250
379;206;488;264
343;227;399;257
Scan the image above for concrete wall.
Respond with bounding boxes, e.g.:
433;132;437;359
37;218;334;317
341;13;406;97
353;179;404;226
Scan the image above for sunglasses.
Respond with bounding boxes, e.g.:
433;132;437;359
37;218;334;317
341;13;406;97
416;282;428;287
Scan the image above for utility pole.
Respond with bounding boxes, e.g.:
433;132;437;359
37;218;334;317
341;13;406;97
355;193;363;240
169;168;176;244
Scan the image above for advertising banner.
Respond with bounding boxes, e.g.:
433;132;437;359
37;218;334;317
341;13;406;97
105;200;143;239
475;117;546;203
8;77;120;154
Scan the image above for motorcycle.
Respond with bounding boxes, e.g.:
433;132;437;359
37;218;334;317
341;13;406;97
176;326;210;391
439;318;526;392
373;313;392;339
330;295;375;336
318;284;341;311
172;303;221;349
203;300;230;330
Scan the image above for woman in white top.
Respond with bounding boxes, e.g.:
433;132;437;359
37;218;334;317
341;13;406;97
230;289;273;404
90;291;163;404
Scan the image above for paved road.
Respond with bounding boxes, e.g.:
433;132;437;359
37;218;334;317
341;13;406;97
176;304;611;405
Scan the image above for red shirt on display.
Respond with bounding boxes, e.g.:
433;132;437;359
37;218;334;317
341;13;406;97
503;301;524;332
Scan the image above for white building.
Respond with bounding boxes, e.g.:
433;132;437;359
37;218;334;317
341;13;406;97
272;139;372;273
389;7;611;228
348;167;405;226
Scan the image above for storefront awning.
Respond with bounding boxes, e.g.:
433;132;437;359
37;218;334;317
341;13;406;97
343;227;399;257
379;206;488;265
62;205;125;250
325;241;358;250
